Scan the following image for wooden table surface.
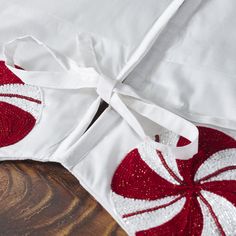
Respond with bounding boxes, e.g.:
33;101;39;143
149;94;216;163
0;160;127;236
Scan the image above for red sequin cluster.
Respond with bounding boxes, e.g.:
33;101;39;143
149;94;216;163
0;61;42;147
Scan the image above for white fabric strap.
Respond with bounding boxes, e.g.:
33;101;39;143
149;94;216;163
97;75;118;103
4;36;99;89
3;35;198;160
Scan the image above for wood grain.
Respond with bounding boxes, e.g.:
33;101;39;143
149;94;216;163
0;160;127;236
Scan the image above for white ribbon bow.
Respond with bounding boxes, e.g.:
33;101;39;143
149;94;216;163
3;35;199;160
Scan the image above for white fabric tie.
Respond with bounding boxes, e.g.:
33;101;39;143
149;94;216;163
96;75;118;104
3;35;199;160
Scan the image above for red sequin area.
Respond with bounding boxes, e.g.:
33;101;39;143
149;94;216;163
0;61;24;85
0;61;42;147
111;127;236;236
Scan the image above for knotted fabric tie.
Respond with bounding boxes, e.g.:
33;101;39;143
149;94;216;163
96;75;117;104
3;35;199;160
